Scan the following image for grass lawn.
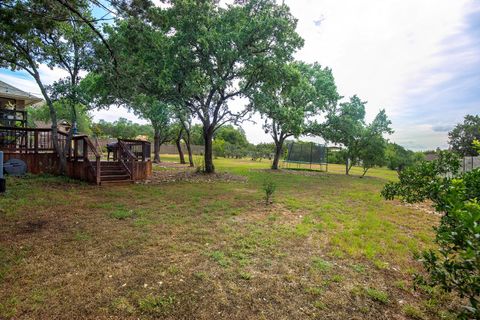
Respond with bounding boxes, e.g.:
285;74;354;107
0;156;458;319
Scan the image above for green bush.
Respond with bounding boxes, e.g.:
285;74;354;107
381;151;480;318
262;179;276;205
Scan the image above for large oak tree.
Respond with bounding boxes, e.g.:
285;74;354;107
170;0;303;173
0;0;97;172
248;62;339;169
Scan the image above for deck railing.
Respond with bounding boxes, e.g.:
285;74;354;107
0;126;67;153
117;140;136;179
119;139;151;161
116;139;152;181
71;135;101;184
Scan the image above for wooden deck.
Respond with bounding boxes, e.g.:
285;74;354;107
0;126;152;185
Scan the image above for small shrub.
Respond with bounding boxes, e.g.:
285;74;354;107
262;179;276;205
194;155;205;173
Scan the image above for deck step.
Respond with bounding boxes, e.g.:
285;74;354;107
100;174;130;181
101;169;127;175
100;179;134;186
99;161;131;183
100;162;122;168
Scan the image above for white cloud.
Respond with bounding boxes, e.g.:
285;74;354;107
0;65;69;97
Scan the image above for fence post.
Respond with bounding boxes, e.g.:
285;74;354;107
96;156;101;185
326;147;329;172
34;131;39;154
83;138;88;161
0;151;5;193
309;142;313;169
73;139;79;161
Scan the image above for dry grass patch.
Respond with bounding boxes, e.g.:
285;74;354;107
0;160;461;319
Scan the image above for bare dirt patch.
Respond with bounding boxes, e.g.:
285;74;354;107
15;220;48;234
393;200;439;216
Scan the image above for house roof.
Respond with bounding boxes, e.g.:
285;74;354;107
34;119;71;129
0;79;43;106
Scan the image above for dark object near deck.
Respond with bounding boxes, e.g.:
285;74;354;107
4;158;27;176
106;142;118;161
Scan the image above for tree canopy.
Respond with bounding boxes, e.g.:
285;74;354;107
248;62;339;169
448;114;480;156
91;118;153;140
27;102;92;134
321;96;393;175
169;0;304;172
0;0;97;172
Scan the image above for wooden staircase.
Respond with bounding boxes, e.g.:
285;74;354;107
99;161;133;185
0;126;152;185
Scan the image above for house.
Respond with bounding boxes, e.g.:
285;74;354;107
34;120;72;132
0;79;43;127
0;79;152;185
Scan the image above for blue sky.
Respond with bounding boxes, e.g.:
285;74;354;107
1;0;479;150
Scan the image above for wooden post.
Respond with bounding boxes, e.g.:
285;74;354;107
74;139;78;161
326;147;329;172
96;156;101;185
34;131;39;154
83;138;88;161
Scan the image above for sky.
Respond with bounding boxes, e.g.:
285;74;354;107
1;0;479;150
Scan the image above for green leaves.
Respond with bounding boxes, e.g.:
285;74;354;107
247;61;338;169
448;115;480;156
320;96;392;175
385;143;422;172
250;62;338;141
382;152;480;318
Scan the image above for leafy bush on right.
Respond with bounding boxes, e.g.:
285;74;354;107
381;150;480;318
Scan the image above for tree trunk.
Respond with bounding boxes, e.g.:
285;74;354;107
361;167;369;178
153;130;161;163
185;133;194;167
272;139;284;170
346;159;355;175
345;158;349;175
176;134;186;164
204;128;214;173
33;74;66;173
